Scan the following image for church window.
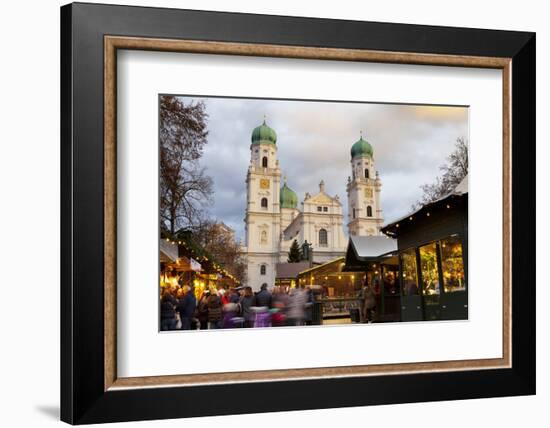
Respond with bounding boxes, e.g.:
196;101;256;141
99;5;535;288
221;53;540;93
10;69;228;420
261;198;268;209
260;264;266;275
319;229;328;247
367;205;373;217
317;206;322;212
323;207;328;212
364;168;369;179
262;156;268;168
260;230;268;245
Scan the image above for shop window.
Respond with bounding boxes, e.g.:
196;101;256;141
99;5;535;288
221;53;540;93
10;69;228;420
419;243;440;295
366;205;373;217
260;265;266;275
440;235;466;292
383;266;399;295
400;249;419;296
261;198;268;209
319;228;328;247
262;156;268;168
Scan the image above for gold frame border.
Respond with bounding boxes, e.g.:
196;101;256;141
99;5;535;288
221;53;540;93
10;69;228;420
104;36;512;391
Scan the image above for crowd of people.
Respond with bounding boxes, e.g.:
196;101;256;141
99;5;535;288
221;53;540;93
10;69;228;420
160;283;316;331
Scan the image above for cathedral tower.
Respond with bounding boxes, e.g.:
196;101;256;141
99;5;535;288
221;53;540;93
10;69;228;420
346;132;384;236
244;120;282;289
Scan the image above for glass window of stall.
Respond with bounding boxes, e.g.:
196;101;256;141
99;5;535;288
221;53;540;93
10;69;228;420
439;235;466;293
419;242;440;296
400;248;419;296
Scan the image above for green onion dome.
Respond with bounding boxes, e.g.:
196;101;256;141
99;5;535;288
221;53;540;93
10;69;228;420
280;182;298;209
350;135;373;158
251;120;277;146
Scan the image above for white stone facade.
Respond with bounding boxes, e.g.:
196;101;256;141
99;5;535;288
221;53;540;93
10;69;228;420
242;124;383;290
346;154;384;236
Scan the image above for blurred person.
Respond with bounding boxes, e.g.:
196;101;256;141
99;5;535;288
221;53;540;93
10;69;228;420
160;288;177;331
228;288;240;304
219;288;230;305
254;307;271;328
360;281;376;323
255;283;272;308
207;290;223;329
222;302;240;328
270;286;287;327
287;286;307;326
176;285;196;330
197;289;210;330
239;286;257;328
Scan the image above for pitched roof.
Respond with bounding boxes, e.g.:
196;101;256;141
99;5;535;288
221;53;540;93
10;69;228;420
382;175;468;230
276;262;312;279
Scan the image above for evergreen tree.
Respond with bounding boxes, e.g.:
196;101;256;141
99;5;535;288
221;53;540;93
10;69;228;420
287;239;302;263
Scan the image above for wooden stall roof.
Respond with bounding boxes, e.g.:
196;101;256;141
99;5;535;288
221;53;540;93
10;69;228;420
381;175;469;238
344;236;398;271
276;262;312;279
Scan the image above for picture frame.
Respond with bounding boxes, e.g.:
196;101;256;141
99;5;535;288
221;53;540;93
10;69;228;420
60;2;535;424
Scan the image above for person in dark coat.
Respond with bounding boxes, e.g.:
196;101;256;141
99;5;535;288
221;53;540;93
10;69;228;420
197;289;210;330
228;288;240;304
239;286;257;327
255;283;272;308
176;286;197;330
160;288;178;331
207;292;223;329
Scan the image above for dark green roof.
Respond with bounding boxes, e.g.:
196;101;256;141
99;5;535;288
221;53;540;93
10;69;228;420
251;120;277;146
280;182;298;209
351;136;373;158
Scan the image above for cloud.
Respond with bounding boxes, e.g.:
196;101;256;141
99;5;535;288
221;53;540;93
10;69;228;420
175;96;468;240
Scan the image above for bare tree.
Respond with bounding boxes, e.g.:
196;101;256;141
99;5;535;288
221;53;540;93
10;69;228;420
413;137;468;210
194;221;247;284
160;96;213;234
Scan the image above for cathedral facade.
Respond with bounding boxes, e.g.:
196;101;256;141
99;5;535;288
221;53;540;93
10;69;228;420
243;120;384;290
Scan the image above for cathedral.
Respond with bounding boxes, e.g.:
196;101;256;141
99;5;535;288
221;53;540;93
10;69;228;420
243;120;384;290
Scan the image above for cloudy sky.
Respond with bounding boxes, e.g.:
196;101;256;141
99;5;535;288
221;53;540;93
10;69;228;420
173;95;468;242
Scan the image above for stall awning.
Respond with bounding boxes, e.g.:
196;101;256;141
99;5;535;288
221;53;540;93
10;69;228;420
179;257;202;272
343;236;397;271
160;239;178;262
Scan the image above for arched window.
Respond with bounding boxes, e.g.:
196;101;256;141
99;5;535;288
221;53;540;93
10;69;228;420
262;156;268;168
366;205;373;217
260;265;266;275
364;168;369;179
319;228;328;247
261;197;268;209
